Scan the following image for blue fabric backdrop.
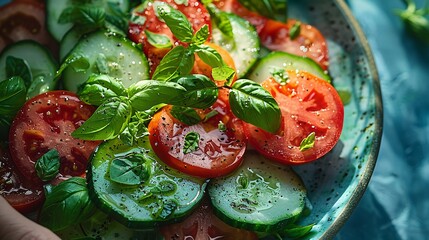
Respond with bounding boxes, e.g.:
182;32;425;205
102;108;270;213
337;1;429;239
1;0;428;239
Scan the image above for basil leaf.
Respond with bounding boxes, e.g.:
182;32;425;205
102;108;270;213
212;66;236;85
192;24;210;45
299;132;315;151
59;5;105;28
170;106;201;125
128;80;186;111
168;74;218;109
205;3;234;38
145;30;173;49
109;153;150;185
35;149;61;182
237;0;288;22
229;79;281;133
337;89;352;105
282;223;315;239
0;76;26;119
56;54;90;82
183;132;200;154
39;177;95;231
289;21;301;40
174;0;189;5
194;44;225;68
155;1;193;43
152;46;195;81
78;74;127;106
72;97;132;140
5;56;32;87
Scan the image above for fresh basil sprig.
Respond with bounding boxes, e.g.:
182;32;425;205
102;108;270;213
72;97;133;140
35;149;61;182
39;177;95;231
0;76;26;140
237;0;288;22
78;74;127;106
151;1;230;81
229;79;281;133
6;56;32;87
396;0;429;43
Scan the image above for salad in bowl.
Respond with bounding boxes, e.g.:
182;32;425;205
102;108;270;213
0;0;382;239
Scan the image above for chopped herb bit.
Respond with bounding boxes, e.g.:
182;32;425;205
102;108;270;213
289;21;301;40
183;132;200;154
300;132;316;151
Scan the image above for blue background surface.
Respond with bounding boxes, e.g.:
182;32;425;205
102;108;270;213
1;0;428;239
337;0;429;239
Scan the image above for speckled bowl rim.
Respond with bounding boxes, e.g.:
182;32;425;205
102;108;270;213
319;0;383;239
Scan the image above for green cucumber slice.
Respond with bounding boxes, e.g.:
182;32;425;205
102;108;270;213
211;13;260;78
248;51;331;84
87;137;207;229
208;151;307;233
58;30;149;92
0;40;58;98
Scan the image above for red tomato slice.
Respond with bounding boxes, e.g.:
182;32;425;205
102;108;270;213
0;0;58;53
148;90;247;178
244;70;344;165
0;145;44;213
128;0;212;75
160;198;258;240
259;19;330;70
8;91;101;185
213;0;329;70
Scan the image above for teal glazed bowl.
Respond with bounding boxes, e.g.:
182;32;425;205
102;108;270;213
286;0;383;239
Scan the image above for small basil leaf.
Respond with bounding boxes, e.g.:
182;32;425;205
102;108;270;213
229;79;281;133
56;54;90;82
282;223;315;239
170;106;201;125
152;46;195;81
5;56;32;87
337;89;352;105
289;21;301;40
168;74;218;109
205;3;234;38
35;149;61;182
128;80;187;111
109;153;150;185
212;66;236;85
299;132;316;152
77;74;127;106
59;5;105;28
155;1;193;43
72;97;132;140
194;44;224;68
145;30;173;49
0;76;26;119
192;24;209;45
183;132;200;154
39;177;95;231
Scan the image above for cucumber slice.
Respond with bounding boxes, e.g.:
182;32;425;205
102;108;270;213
59;27;89;62
46;0;130;42
248;51;331;83
208;151;307;233
87;137;207;229
58;30;150;92
211;13;260;78
0;40;58;98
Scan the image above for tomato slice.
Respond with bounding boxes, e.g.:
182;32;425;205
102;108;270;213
128;0;212;75
160;198;258;240
8;91;101;185
213;0;329;70
244;70;344;165
0;145;44;213
148;90;247;178
0;0;57;53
